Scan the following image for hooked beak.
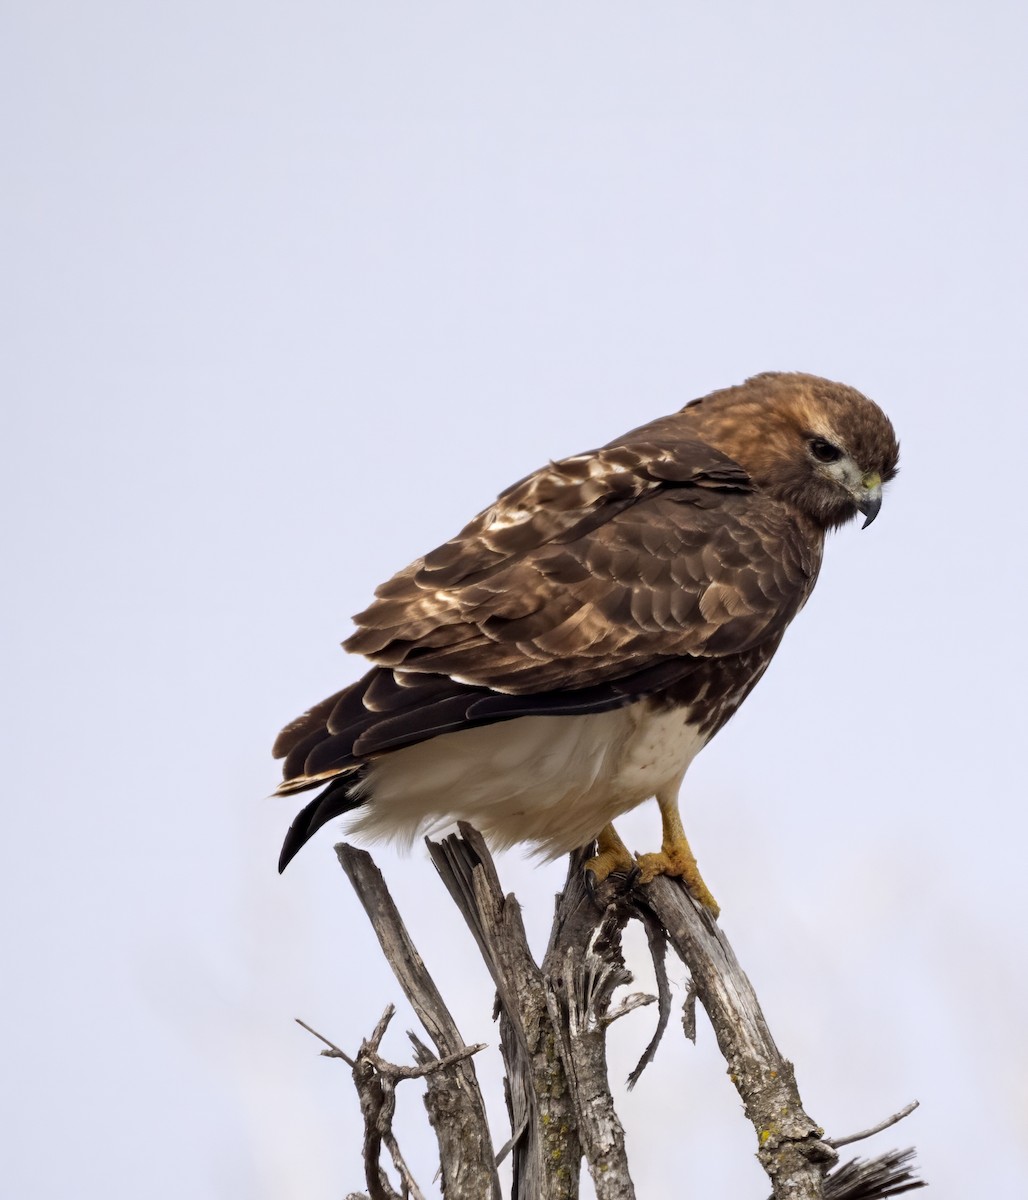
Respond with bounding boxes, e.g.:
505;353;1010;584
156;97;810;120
857;471;883;528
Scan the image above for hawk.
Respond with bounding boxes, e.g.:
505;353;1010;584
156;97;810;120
274;372;898;914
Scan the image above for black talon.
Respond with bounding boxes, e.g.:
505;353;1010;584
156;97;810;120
621;865;643;892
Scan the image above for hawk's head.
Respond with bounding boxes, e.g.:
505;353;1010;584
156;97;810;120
684;372;900;531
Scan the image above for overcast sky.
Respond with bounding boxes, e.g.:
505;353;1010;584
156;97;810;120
4;3;1027;1197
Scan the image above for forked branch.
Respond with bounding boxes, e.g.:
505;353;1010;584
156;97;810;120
307;833;925;1199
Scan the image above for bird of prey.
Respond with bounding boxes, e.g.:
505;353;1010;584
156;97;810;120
274;372;898;914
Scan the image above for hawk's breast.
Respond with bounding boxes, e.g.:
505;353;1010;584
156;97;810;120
346;697;710;857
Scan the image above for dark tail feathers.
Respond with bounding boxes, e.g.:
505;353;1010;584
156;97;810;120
277;768;367;873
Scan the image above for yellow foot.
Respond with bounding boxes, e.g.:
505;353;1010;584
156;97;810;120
636;840;720;917
583;824;636;885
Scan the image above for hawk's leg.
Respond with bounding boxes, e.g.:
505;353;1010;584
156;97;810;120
583;823;637;885
636;794;720;917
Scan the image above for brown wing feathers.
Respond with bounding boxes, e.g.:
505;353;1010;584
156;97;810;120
275;438;814;789
276;437;806;741
343;441;761;690
346;494;814;694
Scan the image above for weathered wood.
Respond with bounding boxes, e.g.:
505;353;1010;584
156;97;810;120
299;1003;489;1200
335;844;501;1200
427;827;582;1200
319;834;923;1200
542;855;638;1200
638;876;837;1198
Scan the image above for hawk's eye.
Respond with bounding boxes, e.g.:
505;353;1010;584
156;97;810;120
809;437;842;464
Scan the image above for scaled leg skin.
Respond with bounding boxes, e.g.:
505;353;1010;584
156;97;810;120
583;823;636;884
636;792;720;917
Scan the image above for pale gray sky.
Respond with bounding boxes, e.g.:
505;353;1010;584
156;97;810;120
3;3;1026;1197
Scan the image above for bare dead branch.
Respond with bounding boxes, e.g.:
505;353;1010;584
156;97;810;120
542;851;637;1200
404;1031;483;1195
378;1041;489;1081
314;834;923;1200
380;1126;427;1200
335;844;502;1200
299;1004;489;1084
367;1004;394;1049
827;1102;920;1150
427;826;582;1200
298;1009;431;1199
626;903;672;1089
295;1016;357;1065
492;1116;529;1170
601;991;656;1027
350;1023;406;1200
636;876;838;1199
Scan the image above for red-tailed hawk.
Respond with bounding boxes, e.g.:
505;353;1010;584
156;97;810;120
274;372;898;914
